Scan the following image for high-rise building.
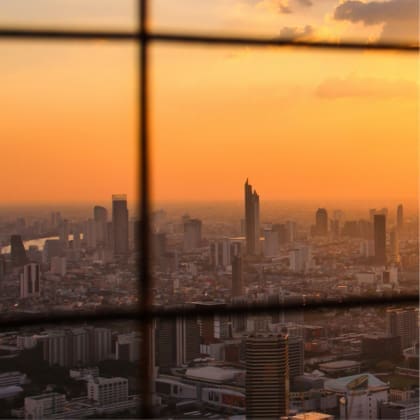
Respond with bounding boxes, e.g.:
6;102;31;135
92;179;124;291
112;195;129;256
288;337;304;381
20;263;41;298
85;219;97;249
209;238;231;268
43;239;63;264
72;224;82;250
246;334;289;418
87;377;128;405
263;228;279;257
183;219;202;252
58;219;69;248
176;316;201;365
232;255;243;297
315;208;328;236
396;204;404;232
386;307;419;349
94;206;108;246
115;333;141;363
155;318;177;369
273;224;288;246
289;246;312;272
390;229;400;263
244;179;260;256
374;214;387;265
10;235;28;267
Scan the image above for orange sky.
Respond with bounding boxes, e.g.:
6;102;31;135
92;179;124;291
0;0;418;205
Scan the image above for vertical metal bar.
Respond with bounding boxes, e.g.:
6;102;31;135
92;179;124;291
139;0;153;417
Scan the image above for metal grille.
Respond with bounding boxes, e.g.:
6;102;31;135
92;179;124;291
0;0;418;417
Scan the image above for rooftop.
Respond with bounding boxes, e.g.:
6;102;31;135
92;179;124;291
325;373;388;393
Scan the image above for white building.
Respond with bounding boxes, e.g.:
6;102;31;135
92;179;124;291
20;263;41;298
24;392;66;419
290;246;312;272
87;377;128;405
324;373;389;419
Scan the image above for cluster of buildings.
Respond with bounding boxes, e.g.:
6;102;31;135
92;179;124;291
0;181;417;418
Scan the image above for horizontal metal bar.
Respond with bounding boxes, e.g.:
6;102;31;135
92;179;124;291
0;28;417;52
0;293;417;330
0;28;138;41
150;32;419;52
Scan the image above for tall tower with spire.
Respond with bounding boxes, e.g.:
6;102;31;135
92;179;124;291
244;179;260;256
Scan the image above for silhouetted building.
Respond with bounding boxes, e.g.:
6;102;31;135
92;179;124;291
58;219;69;248
246;334;289;418
374;214;386;265
183;219;202;251
94;205;108;246
10;235;28;267
155;318;176;369
244;179;260;255
112;194;129;256
232;255;243;297
315;208;328;236
396;204;404;231
43;239;64;264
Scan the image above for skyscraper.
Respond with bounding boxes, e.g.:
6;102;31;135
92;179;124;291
10;235;28;267
20;263;41;298
374;214;386;265
155;318;177;369
288;336;304;381
244;179;260;256
397;204;404;231
112;195;129;256
390;229;400;263
94;205;108;246
246;334;289;418
315;208;328;236
58;219;69;248
386;307;419;349
232;255;243;297
183;219;202;251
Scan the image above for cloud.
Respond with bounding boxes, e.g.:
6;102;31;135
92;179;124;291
296;0;313;6
279;4;292;13
333;0;418;43
316;76;418;99
238;0;311;14
279;25;314;39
